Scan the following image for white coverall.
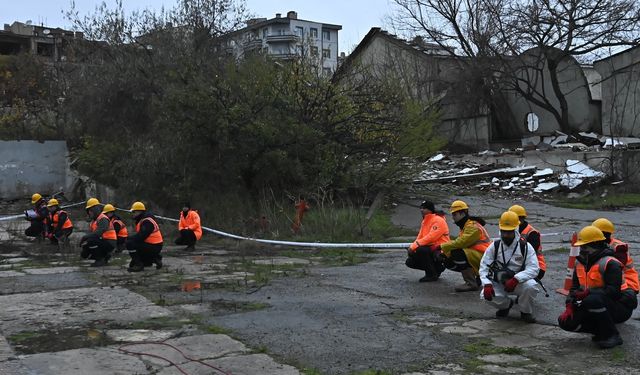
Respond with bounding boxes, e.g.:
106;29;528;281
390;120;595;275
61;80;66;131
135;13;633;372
479;236;540;314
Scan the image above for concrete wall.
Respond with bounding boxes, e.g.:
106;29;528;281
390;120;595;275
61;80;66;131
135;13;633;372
0;141;69;200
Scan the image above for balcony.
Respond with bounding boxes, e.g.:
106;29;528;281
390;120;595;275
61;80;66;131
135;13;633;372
266;33;298;43
243;38;263;51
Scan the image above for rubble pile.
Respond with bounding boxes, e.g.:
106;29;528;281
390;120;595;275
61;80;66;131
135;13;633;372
522;130;640;151
416;154;608;197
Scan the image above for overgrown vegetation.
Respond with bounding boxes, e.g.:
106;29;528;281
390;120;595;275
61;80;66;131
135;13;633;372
555;193;640;210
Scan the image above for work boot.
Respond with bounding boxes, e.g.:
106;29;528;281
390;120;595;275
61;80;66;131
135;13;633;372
127;264;144;272
419;274;439;282
185;244;196;251
155;257;163;270
90;258;107;267
496;300;514;318
455;268;481;292
596;334;623;349
520;312;537;323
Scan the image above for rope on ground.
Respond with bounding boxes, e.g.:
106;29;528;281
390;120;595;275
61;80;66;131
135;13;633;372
117;341;230;375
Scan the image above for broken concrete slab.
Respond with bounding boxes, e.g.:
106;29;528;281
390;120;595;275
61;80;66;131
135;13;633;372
106;329;177;342
18;347;148;375
0;335;14;361
0;270;25;278
156;353;301;375
478;354;530;364
22;267;80;275
252;257;310;266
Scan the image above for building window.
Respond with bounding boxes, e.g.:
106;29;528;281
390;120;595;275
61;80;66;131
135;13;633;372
295;26;303;37
323;67;332;76
310;28;318;38
322;48;331;58
263;28;267;38
526;112;539;132
322;30;330;40
311;46;319;56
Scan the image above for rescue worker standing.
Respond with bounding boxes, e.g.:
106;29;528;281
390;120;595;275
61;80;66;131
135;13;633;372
79;198;116;267
509;204;546;281
405;200;450;282
45;198;73;245
479;211;539;323
592;218;639;294
25;193;49;238
102;204;128;253
175;202;202;251
432;200;491;292
126;201;163;272
558;226;638;349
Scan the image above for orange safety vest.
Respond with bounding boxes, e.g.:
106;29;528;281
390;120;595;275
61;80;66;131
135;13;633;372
469;220;491;253
178;210;202;240
51;210;73;230
521;224;546;272
111;218;128;238
90;213;117;240
575;256;629;291
136;217;163;244
611;238;639;293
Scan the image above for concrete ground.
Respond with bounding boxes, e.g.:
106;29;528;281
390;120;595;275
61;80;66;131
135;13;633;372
1;195;640;374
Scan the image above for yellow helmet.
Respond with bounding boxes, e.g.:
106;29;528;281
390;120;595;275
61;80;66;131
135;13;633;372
499;211;520;231
102;204;116;214
47;198;59;207
31;193;43;204
86;198;100;209
450;200;469;213
592;218;615;234
130;201;146;212
573;225;606;246
509;204;527;218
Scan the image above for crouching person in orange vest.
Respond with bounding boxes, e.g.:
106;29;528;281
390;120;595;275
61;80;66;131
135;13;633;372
558;226;638;349
175;202;202;251
406;200;450;282
592;218;640;294
45;198;73;245
431;200;491;292
126;201;163;272
79;198;116;267
102;204;128;253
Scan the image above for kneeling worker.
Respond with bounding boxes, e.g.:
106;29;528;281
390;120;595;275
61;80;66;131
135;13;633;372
126;201;163;272
479;211;539;323
175;202;202;251
558;225;638;349
45;198;74;244
592;218;639;294
79;198;116;267
102;204;128;253
432;200;491;292
406;200;450;282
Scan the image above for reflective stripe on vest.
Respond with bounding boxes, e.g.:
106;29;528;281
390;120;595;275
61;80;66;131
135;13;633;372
575;256;629;291
90;213;117;240
521;224;546;271
111;218;128;238
470;221;491;253
136;217;163;244
52;210;73;230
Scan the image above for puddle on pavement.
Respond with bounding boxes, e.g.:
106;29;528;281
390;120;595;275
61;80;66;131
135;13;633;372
8;327;116;354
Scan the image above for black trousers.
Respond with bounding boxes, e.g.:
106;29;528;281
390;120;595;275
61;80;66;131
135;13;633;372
444;249;471;272
116;237;127;251
175;229;197;246
406;245;445;277
81;238;114;260
559;292;636;338
126;240;162;267
25;220;45;237
50;228;73;244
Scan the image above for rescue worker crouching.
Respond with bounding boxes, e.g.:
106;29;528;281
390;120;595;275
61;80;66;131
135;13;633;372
431;200;491;292
592;218;639;294
405;200;450;282
79;198;116;267
45;198;73;245
509;204;546;281
479;211;539;323
126;201;163;272
175;202;202;251
102;204;128;253
558;226;638;349
24;193;49;239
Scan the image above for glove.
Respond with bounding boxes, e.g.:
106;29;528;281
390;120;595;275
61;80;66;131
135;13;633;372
483;284;495;301
573;289;589;301
504;277;519;292
558;303;575;324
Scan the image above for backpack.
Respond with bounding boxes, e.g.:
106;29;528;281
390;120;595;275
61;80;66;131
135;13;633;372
488;239;528;282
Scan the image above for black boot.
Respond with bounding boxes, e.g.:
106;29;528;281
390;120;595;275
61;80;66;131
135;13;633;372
596;334;623;349
155;257;163;270
91;258;107;267
496;300;514;318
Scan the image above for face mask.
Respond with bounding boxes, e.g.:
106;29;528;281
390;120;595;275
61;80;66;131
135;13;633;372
501;231;516;246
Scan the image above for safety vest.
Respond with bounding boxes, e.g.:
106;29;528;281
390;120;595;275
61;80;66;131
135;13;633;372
521;224;546;272
136;217;163;244
611;238;639;293
575;256;629;291
469;220;491;253
111;217;128;238
51;210;73;230
90;213;117;240
178;210;202;240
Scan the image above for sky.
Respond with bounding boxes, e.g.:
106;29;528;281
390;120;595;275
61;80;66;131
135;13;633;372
1;0;396;52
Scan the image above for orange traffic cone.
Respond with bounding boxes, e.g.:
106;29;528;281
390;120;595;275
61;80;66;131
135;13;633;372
556;232;579;295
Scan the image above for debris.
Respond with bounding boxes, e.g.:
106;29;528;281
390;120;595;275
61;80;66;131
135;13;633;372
566;160;605;178
534;182;560;193
429;153;445;162
532;168;554;178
